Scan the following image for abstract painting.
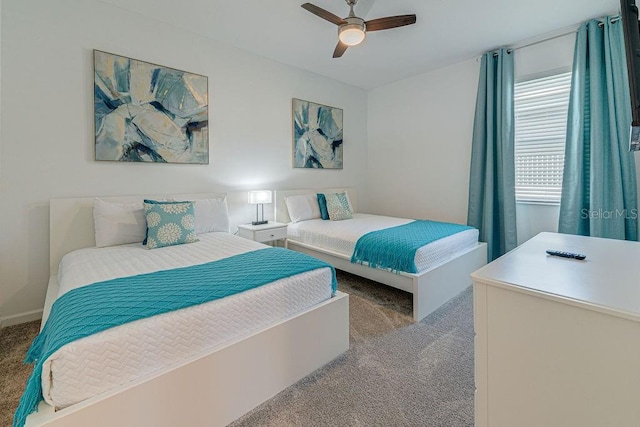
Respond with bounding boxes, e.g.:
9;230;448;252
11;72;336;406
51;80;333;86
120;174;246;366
292;98;343;169
94;50;208;164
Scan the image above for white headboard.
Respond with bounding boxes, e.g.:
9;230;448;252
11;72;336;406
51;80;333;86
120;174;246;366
274;188;357;224
49;193;226;276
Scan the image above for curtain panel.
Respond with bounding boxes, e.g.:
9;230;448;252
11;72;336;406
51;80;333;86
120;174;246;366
559;18;638;241
467;48;518;261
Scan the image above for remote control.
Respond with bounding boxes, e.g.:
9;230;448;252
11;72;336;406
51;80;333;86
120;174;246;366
546;250;586;260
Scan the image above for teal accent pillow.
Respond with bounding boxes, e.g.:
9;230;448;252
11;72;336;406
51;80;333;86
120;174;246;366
143;200;199;249
325;192;352;221
317;193;329;220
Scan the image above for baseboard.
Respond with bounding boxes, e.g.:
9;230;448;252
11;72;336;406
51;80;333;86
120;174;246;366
0;309;43;329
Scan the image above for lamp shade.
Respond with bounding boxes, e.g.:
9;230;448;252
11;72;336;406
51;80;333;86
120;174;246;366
339;24;366;46
248;190;272;205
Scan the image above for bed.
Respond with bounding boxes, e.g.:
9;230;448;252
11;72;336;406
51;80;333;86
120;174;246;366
275;188;487;322
21;193;349;427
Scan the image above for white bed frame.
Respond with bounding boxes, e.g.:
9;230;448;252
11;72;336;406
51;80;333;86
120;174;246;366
275;188;487;322
26;193;349;427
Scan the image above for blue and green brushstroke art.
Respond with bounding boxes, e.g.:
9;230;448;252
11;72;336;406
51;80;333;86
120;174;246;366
293;98;343;169
94;50;208;164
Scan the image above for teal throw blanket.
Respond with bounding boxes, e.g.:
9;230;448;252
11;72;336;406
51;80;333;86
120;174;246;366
351;220;474;273
14;247;336;427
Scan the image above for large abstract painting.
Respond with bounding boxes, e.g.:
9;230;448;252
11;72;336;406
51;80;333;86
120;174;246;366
94;50;208;164
292;98;343;169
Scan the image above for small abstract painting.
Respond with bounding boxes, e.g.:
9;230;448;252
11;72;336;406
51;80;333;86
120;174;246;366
94;50;208;164
292;98;343;169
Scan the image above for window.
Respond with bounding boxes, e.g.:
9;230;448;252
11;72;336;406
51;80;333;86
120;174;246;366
514;72;572;204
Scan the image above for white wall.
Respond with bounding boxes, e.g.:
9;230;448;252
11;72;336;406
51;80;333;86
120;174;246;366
367;58;480;224
0;0;368;324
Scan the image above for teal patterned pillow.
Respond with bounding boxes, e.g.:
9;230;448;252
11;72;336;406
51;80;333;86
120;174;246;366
325;192;352;221
143;200;199;249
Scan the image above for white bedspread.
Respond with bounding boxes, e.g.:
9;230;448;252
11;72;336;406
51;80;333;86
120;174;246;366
287;214;479;273
43;232;333;409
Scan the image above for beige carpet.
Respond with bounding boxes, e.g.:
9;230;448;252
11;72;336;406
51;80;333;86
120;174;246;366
1;320;40;427
0;270;473;427
231;270;474;426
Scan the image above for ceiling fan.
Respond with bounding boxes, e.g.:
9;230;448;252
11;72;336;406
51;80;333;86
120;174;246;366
301;0;417;58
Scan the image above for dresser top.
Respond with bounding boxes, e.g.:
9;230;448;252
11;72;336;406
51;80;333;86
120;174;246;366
472;232;640;320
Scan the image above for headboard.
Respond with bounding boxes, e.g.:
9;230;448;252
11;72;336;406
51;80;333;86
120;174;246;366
274;188;357;224
49;193;226;276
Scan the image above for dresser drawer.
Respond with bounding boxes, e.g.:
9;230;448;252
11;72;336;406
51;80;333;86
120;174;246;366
253;227;287;243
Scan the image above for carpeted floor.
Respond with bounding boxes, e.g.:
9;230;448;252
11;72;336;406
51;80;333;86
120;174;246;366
0;270;474;427
0;319;41;427
231;271;474;427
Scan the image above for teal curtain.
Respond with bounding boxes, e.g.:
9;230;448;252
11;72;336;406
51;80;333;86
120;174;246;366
467;48;517;261
559;18;638;241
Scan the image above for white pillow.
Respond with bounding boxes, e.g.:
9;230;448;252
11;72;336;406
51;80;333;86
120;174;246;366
93;198;146;247
285;194;322;223
193;197;230;234
344;191;355;213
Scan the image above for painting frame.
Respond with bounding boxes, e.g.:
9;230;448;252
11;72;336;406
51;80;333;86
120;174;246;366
292;98;343;169
93;50;209;164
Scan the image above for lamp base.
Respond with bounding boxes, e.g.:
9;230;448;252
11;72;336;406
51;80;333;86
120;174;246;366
251;220;269;225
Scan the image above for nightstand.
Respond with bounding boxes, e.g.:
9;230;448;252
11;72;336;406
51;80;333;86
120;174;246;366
237;222;288;246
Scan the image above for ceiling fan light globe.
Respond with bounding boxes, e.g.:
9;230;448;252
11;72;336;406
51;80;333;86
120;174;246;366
339;25;365;46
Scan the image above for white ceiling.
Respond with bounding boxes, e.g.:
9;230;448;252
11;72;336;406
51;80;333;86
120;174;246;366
100;0;618;90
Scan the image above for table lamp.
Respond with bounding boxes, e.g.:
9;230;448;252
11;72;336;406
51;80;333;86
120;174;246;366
248;190;272;225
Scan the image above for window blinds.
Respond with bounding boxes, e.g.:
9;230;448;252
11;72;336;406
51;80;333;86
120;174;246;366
514;72;572;204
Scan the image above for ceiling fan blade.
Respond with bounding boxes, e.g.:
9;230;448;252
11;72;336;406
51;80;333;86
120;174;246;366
333;41;349;58
301;3;345;26
365;14;416;32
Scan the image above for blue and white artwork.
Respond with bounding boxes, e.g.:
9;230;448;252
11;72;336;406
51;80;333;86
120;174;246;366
94;50;208;164
293;98;343;169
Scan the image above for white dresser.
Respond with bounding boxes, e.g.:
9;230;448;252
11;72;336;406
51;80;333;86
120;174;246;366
472;232;640;427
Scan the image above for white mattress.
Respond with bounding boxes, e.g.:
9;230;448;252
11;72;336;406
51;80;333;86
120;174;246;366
44;232;333;409
287;214;479;273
